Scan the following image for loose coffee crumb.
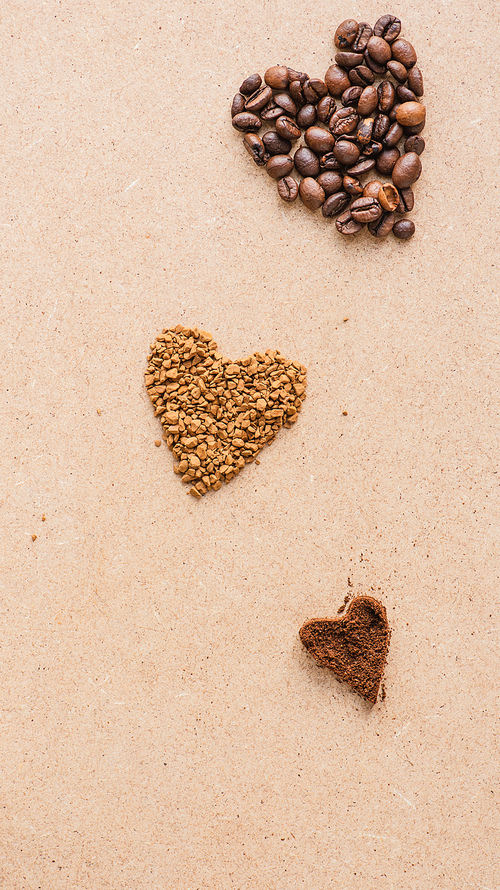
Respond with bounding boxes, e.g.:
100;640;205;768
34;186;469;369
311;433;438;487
154;439;161;447
31;534;37;542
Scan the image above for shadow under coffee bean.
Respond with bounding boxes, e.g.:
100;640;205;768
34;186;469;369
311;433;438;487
231;13;425;240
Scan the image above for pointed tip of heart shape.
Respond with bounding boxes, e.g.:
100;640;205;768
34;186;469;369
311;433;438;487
299;595;389;704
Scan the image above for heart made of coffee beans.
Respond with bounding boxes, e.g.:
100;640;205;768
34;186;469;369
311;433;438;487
299;595;390;703
231;14;424;240
145;326;307;497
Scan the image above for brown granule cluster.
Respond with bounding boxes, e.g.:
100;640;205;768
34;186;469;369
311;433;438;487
145;325;307;497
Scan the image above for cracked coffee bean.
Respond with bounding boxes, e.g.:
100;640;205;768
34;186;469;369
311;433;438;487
277;176;299;202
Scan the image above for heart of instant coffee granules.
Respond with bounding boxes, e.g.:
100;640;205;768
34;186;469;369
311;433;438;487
231;14;425;240
145;325;306;498
299;596;389;704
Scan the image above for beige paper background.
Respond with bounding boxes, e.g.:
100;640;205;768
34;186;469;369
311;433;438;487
1;1;499;887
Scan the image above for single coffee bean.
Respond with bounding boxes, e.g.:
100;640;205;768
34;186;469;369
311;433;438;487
356;116;374;144
404;135;425;155
232;112;261;132
363;179;383;198
396;186;414;212
391;151;422;188
260;101;283;121
319;152;342;170
393;218;415;239
305;125;335;154
357;84;378;116
299;177;325;211
373;14;401;43
243;133;268;166
294;145;321;178
342;85;363;106
352;22;373;53
360;142;382;159
336;210;364;234
348;65;375;86
245;86;273;113
240;73;262;96
325;64;351;96
389;102;402;122
333;139;360;166
273;91;297;116
287;67;308;85
277;176;299;202
322;191;350;216
264;65;289;89
343;175;363;197
376;147;400;174
396;101;426;127
367;35;391;63
408;67;424;97
384;121;404;148
275;115;301;141
334;19;359;49
363;51;387;75
304;78;328;102
373;114;390;140
387;60;408;83
396;84;418;104
335;51;364;68
391;38;417;68
329;106;359;135
297;104;317;128
231;93;246;117
347;157;376;175
378;182;399;211
368;210;396;237
403;120;426;136
317;96;337;123
263;131;292;156
351;195;382;223
378;81;396;113
289;80;306;107
266;154;294;180
317;171;343;194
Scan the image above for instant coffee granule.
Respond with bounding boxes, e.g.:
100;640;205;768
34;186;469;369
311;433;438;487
145;325;307;497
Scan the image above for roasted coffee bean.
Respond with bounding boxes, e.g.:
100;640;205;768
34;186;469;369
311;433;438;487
333;139;360;166
317;96;337;123
317;171;343;194
305;125;335;154
275;115;301;141
363;51;387;75
264;65;289;89
368;210;396;236
367;35;392;63
342;85;363;106
360;142;382;159
263;131;292;156
322;191;350;216
392;151;422;188
231;93;246;117
352;22;373;53
351;195;382;223
383;121;404;148
378;182;399;211
396;186;415;213
299;177;325;211
408;67;424;96
304;78;328;102
294;146;321;178
319;152;342;170
373;14;401;43
297;104;317;128
329;106;359;136
243;133;268;166
363;179;383;198
396;84;418;103
348;65;375;86
378;81;396;113
343;175;364;197
277;176;299;202
232;112;261;132
404;135;425;155
373;114;390;140
376;147;400;174
335;51;364;68
273;92;297;116
356;117;374;144
325;64;351;96
287;67;308;85
387;60;408;83
336;210;364;234
245;86;273;113
266;154;294;180
396;101;426;127
289;80;306;107
261;101;283;121
391;38;417;68
240;73;262;95
334;19;359;49
393;218;415;239
357;85;378;116
403;120;425;136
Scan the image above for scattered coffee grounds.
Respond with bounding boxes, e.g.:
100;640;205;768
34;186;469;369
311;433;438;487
299;595;389;703
145;326;307;498
231;14;424;239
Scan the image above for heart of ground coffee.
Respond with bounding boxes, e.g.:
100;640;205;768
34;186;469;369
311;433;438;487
145;326;307;497
299;595;389;703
